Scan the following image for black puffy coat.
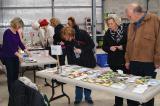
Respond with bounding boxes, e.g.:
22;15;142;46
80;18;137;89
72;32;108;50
9;80;46;106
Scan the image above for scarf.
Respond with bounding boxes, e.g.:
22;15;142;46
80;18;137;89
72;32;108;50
109;25;124;43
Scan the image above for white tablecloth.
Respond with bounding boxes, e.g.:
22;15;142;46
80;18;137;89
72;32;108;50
36;66;160;103
21;50;57;67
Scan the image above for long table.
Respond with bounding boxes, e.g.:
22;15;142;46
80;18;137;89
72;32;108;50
21;50;57;82
21;50;57;67
36;66;160;104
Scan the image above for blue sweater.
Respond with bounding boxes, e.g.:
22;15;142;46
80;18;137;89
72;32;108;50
2;29;25;57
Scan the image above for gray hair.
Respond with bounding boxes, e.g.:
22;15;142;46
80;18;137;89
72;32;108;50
133;4;144;13
50;17;61;27
10;17;24;29
105;16;121;26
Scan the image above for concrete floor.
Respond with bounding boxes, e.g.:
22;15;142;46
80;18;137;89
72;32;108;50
1;71;160;106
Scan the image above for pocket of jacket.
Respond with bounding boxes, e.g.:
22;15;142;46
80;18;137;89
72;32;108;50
143;34;155;41
142;34;155;51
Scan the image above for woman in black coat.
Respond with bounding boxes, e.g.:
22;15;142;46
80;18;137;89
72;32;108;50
102;17;128;106
61;27;96;105
102;17;128;72
50;18;64;45
67;16;80;35
50;18;65;65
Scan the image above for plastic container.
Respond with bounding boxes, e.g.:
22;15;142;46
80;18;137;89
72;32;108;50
96;54;108;67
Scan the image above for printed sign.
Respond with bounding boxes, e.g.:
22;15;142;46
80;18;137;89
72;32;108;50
51;45;62;55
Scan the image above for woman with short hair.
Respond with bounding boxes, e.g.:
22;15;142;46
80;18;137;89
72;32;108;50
1;17;30;100
50;17;65;65
67;16;80;35
102;16;128;106
50;17;64;45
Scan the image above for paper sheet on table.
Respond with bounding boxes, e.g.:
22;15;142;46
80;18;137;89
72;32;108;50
132;85;148;94
126;76;141;83
74;75;88;80
40;68;57;73
147;79;160;86
111;83;126;89
117;69;124;75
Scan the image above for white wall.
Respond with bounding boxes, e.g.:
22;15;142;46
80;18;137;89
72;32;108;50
0;0;52;43
53;0;102;31
104;0;148;18
0;0;103;44
104;0;160;18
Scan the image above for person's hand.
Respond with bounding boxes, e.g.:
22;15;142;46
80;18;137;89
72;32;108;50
59;41;64;45
27;52;31;57
74;48;82;54
18;55;24;63
24;49;31;57
125;62;130;70
155;64;160;69
110;46;117;52
116;45;123;50
15;52;24;63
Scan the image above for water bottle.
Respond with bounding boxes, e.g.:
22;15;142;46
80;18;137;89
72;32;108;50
57;66;62;74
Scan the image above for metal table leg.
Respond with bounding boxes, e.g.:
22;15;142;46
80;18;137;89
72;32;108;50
49;79;70;104
33;70;36;83
44;78;52;87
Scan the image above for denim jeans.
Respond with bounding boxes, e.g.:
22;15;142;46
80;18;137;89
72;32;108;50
75;86;92;101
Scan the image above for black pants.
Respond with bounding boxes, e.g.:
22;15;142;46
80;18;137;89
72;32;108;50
4;57;19;95
127;61;156;106
110;65;126;106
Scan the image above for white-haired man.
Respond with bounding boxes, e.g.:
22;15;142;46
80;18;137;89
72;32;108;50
125;3;160;106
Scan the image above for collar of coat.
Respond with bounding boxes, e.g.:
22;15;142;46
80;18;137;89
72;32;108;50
130;12;151;28
143;12;151;21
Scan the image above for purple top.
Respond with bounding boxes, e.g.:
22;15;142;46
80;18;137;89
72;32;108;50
1;29;25;57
